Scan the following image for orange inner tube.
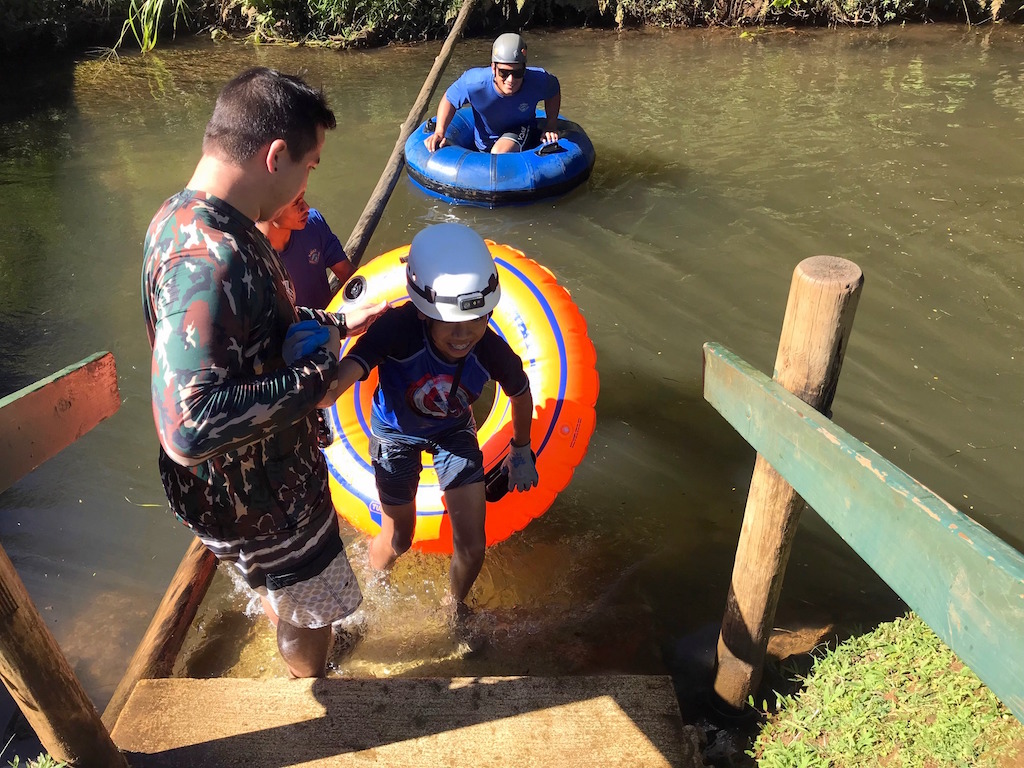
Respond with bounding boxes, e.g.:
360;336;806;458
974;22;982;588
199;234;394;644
323;241;598;553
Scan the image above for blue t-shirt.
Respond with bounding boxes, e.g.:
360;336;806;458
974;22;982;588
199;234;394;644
444;67;560;151
345;302;530;437
279;208;346;310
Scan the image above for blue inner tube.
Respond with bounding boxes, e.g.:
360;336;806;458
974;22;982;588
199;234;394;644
404;107;596;208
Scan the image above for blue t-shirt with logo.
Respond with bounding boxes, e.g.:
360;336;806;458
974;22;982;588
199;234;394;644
345;303;530;437
279;208;346;310
444;66;560;151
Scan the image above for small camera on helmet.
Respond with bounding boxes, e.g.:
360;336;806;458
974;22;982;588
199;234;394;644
458;293;486;311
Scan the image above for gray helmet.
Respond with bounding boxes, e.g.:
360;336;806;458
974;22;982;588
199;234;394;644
492;33;527;66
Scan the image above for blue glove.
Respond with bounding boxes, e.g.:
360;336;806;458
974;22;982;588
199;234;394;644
503;441;538;493
283;320;330;365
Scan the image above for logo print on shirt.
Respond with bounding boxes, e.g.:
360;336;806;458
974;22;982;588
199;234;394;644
518;103;530;113
407;373;468;419
307;248;321;265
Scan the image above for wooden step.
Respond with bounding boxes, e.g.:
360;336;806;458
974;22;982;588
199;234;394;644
111;675;702;767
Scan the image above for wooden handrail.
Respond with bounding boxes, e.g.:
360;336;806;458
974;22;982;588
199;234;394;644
0;352;120;495
0;353;128;767
703;341;1024;723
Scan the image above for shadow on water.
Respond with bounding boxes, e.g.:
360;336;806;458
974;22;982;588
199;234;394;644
588;143;692;193
587;362;908;728
0;59;78;397
0;57;77;158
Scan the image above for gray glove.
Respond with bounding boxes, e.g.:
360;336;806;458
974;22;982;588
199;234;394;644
503;441;538;492
283;320;329;365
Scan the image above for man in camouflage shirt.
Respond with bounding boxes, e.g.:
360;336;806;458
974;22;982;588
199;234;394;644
142;67;383;677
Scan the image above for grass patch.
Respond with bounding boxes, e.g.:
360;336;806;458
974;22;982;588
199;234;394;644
751;613;1024;767
8;756;68;768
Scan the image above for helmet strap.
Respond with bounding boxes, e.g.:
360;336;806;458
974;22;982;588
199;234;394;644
408;269;498;313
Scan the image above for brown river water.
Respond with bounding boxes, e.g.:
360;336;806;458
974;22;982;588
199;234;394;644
0;26;1022;715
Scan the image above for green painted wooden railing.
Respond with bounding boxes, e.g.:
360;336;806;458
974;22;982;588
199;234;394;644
702;342;1024;723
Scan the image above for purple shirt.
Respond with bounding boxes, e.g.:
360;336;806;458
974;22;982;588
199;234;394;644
279;208;347;310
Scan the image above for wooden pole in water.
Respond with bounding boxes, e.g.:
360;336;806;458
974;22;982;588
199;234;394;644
101;538;217;730
0;546;129;767
338;0;478;275
713;256;864;711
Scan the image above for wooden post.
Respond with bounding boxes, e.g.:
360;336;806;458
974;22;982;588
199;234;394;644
0;546;129;767
102;538;217;730
338;0;478;275
713;256;864;710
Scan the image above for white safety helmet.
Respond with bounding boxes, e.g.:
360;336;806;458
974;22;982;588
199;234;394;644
406;223;501;322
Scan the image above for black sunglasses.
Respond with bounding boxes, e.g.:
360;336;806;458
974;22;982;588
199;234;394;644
494;66;526;81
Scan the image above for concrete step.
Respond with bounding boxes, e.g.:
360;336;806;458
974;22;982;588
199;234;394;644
111;675;703;767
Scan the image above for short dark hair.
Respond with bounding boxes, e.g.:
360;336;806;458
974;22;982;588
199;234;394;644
203;67;337;164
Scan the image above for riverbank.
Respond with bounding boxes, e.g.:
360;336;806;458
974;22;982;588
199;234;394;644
2;0;1021;59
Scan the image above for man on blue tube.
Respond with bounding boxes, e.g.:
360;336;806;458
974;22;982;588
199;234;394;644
424;33;561;155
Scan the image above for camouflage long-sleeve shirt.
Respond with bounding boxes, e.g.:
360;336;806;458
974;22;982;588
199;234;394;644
142;190;344;540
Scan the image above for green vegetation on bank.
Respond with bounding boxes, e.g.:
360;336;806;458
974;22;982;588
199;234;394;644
752;613;1023;767
2;0;1022;58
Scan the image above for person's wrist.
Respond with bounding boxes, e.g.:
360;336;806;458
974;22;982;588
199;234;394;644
511;438;531;449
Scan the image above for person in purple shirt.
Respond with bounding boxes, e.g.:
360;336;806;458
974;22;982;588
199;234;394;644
258;190;354;310
425;32;561;154
259;190;356;448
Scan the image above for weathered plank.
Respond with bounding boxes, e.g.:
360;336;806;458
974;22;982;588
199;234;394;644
703;342;1024;722
0;351;128;765
0;351;120;494
112;676;698;767
102;538;218;730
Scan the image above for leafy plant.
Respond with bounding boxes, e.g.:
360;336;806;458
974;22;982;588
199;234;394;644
115;0;190;52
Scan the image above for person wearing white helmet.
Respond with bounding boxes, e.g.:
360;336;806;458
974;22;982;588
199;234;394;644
319;222;538;613
424;32;562;155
